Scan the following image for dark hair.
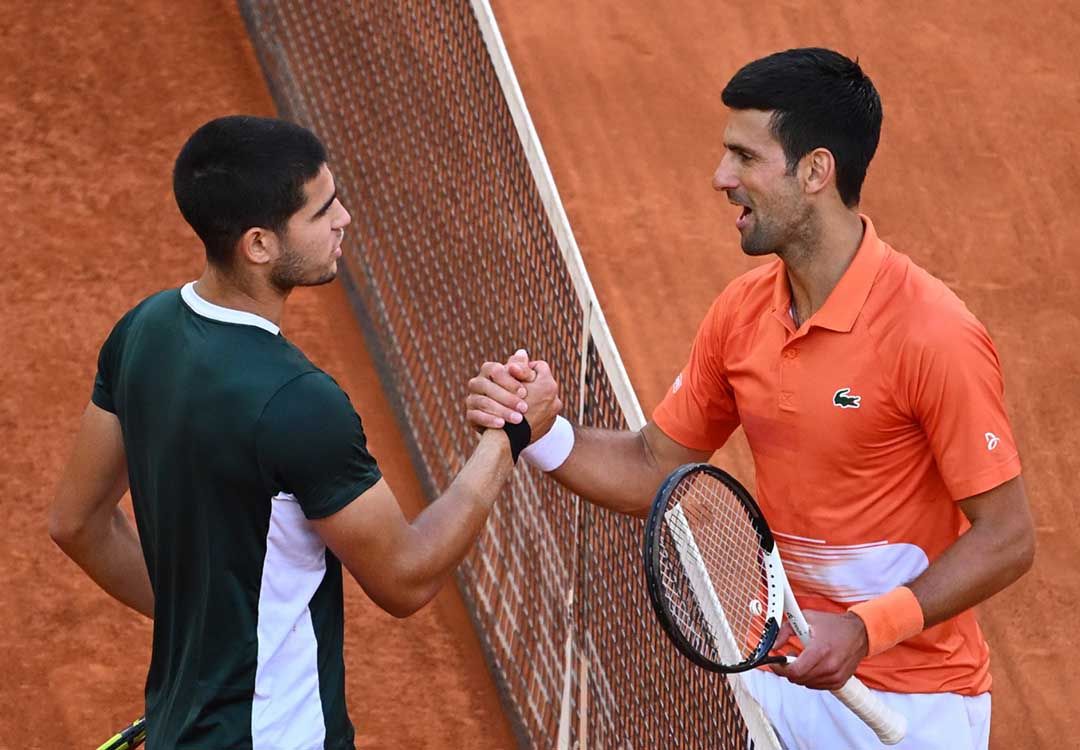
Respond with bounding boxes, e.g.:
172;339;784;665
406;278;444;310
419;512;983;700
721;48;882;206
172;116;327;265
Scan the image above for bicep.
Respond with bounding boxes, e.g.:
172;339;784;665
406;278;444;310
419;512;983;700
309;478;416;609
959;475;1033;535
50;402;128;536
642;420;713;472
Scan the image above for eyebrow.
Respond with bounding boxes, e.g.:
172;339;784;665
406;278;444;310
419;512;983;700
312;190;337;220
723;141;759;157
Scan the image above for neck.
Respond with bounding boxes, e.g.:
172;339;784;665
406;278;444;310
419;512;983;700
194;265;289;326
782;208;865;326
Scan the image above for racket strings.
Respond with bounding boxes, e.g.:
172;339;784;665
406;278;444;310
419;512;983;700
657;472;771;667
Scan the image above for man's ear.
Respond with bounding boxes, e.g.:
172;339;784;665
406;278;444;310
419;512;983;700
236;227;277;267
802;147;836;197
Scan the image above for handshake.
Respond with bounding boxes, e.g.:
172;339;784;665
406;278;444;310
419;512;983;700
465;348;569;467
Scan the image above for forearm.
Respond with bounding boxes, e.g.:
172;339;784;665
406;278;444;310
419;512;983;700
401;429;515;602
906;476;1035;630
52;507;154;618
908;514;1034;629
548;424;685;517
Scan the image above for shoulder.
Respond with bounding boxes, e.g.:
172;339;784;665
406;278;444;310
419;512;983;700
870;250;998;368
110;288;179;329
262;370;356;427
703;260;783;331
98;289;181;354
721;260;781;305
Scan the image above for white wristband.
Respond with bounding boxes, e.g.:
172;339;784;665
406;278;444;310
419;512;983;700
521;415;574;472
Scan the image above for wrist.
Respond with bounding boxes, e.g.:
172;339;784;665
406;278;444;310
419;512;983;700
520;415;574;472
500;416;532;464
842;612;871;659
847;586;924;657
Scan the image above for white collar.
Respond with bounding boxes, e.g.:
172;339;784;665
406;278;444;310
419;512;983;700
180;282;280;335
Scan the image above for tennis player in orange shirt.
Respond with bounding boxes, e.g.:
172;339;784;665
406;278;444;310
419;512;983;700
467;48;1034;749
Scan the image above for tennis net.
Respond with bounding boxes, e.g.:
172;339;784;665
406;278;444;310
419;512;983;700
238;1;779;747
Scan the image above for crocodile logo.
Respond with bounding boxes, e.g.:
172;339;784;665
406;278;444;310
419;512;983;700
833;387;861;409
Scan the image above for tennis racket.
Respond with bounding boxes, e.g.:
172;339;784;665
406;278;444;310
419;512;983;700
643;463;907;745
96;715;146;750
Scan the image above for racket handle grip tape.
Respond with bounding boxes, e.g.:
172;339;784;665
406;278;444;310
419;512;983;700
833;677;907;745
779;657;906;744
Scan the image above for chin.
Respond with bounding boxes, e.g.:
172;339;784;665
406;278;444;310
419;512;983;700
739;239;776;257
310;270;338;287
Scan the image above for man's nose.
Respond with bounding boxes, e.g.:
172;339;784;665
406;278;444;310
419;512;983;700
711;153;738;192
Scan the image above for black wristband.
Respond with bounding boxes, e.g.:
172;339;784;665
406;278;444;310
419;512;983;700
501;416;532;464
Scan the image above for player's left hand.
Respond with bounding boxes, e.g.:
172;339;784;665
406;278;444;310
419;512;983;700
770;609;869;691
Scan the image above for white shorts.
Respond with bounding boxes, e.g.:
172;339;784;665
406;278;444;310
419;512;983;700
741;668;991;750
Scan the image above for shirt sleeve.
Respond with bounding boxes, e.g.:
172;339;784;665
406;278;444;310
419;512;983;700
256;372;382;519
652;294;741;451
903;309;1021;500
91;310;135;414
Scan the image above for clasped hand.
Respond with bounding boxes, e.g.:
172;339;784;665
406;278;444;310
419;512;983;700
467;349;562;441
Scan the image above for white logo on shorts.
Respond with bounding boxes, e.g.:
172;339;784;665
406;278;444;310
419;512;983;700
672;373;683;394
984;432;1001;451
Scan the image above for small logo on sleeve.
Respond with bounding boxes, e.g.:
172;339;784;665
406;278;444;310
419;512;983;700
832;387;861;409
985;432;1001;450
672;373;683;394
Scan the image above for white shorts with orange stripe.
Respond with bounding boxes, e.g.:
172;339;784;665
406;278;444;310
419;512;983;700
742;668;991;749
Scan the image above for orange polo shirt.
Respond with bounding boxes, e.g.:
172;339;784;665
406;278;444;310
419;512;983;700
653;216;1020;696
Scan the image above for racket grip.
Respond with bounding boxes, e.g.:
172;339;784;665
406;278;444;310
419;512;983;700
832;677;906;745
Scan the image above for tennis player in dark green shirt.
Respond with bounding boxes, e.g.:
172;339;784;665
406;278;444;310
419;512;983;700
50;115;561;749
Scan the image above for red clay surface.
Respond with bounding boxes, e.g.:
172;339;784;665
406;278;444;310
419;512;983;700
4;1;1077;749
492;1;1080;747
0;1;513;747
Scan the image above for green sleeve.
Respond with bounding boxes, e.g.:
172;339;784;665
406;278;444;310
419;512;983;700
91;310;135;414
256;372;382;519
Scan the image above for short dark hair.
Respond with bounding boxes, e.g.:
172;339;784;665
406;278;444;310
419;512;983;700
721;48;882;206
172;116;327;265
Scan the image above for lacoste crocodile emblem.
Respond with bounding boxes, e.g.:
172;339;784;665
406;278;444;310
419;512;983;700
833;388;861;409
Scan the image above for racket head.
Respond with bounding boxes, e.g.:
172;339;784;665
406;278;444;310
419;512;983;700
643;462;785;673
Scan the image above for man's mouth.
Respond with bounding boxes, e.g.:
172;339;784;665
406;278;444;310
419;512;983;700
735;204;753;230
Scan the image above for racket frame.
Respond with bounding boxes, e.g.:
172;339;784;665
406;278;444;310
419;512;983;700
643;463;785;674
644;463;908;746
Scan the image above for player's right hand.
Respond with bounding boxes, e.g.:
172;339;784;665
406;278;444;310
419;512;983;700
466;349;555;432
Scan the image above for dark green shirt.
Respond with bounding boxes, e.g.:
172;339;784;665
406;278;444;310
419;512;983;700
92;283;381;749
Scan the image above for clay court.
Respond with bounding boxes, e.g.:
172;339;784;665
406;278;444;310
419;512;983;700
2;0;1077;747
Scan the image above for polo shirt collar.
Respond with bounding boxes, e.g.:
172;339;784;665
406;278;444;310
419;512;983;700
180;281;281;335
770;214;887;334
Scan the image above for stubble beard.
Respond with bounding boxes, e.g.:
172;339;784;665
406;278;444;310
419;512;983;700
270;243;337;292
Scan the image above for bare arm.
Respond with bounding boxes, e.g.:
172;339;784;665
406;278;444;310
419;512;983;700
314;363;562;618
466;353;710;516
909;474;1034;627
312;431;513;617
49;402;154;618
546;422;710;517
779;475;1035;690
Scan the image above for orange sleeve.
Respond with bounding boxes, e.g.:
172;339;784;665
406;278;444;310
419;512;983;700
903;307;1021;500
652;295;740;451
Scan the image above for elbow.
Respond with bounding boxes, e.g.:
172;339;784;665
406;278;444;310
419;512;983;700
384;599;425;619
1015;524;1036;578
996;517;1036;587
48;508;85;552
342;564;439;619
378;586;437;619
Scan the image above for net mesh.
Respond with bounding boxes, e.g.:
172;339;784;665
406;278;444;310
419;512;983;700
238;1;775;747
